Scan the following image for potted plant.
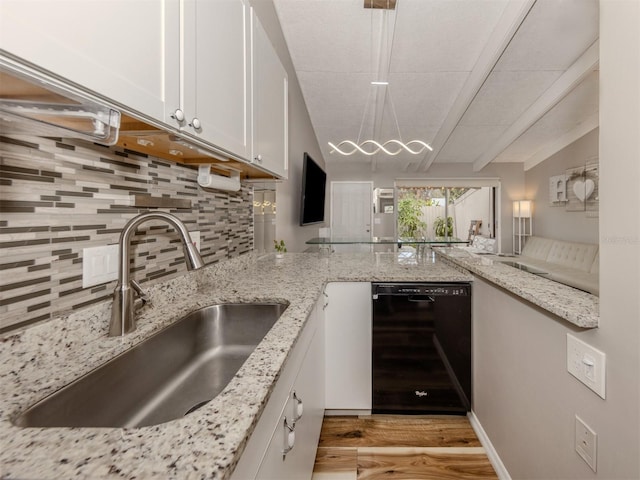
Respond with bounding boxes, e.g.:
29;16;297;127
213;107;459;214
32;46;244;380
397;194;427;239
274;239;287;258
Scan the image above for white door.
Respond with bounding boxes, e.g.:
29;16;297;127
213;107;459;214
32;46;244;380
331;182;373;240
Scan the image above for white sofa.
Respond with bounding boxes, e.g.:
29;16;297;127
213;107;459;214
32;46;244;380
514;236;599;296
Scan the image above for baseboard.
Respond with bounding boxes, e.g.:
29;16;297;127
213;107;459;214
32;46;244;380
324;409;372;416
468;410;511;480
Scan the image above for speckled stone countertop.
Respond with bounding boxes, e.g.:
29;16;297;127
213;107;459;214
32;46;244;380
0;252;471;480
434;246;599;328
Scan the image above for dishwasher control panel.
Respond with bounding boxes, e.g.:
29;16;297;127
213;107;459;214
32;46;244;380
373;283;470;297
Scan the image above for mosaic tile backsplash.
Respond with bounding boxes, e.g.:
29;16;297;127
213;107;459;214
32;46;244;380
0;135;253;333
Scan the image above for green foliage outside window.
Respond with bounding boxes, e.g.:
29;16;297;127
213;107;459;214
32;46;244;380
397;194;427;239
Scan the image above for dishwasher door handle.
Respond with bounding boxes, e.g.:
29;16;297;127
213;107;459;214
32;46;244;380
408;295;435;303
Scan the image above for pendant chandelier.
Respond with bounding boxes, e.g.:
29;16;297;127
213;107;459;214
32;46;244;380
329;0;432;157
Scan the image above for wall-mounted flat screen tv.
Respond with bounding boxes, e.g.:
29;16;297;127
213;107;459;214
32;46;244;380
299;152;326;226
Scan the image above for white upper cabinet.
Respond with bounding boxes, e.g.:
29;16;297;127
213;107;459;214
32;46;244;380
251;11;289;179
0;0;288;177
0;0;178;123
177;0;251;159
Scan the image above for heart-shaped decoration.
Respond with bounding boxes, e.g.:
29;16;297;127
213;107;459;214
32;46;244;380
573;179;595;202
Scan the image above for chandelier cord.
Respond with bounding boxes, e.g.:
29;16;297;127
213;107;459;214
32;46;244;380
329;0;432;157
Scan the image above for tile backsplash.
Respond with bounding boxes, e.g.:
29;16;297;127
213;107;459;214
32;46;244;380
0;135;253;333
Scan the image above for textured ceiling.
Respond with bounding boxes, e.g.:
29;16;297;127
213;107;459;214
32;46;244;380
273;0;599;172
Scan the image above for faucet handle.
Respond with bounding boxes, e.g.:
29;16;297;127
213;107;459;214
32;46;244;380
130;280;149;309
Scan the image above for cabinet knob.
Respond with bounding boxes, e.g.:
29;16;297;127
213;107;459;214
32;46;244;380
190;117;202;130
171;109;185;122
254;154;263;164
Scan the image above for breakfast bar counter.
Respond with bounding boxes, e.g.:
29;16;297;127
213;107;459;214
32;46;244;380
0;252;470;480
434;246;599;328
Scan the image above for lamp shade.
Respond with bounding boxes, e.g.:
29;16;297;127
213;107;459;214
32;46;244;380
513;200;532;218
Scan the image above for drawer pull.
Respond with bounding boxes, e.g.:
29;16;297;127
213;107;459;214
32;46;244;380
293;391;303;422
283;417;295;456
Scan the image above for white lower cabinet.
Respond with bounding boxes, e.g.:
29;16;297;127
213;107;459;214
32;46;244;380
231;298;324;480
324;282;372;410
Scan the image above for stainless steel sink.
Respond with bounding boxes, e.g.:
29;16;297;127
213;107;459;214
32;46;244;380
14;303;288;428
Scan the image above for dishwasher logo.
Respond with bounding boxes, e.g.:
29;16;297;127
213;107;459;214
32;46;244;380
415;390;429;397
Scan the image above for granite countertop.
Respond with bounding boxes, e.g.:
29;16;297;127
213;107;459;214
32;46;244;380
0;252;471;480
434;246;599;328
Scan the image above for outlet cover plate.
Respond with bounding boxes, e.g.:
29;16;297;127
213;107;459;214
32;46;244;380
82;245;119;288
575;415;597;472
567;333;606;399
190;231;201;252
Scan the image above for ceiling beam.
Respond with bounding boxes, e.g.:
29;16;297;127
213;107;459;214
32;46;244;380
473;40;600;172
523;112;599;171
414;0;537;172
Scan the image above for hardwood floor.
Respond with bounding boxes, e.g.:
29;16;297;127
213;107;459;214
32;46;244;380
312;415;498;480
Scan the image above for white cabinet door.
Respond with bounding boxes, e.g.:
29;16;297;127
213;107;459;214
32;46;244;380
0;0;178;123
231;299;324;480
180;0;251;158
251;10;288;178
287;304;325;475
256;307;324;480
324;282;372;410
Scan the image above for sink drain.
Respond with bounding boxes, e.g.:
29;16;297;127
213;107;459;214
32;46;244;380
185;400;210;416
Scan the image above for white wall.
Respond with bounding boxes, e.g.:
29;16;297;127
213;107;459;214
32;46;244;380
473;2;639;478
525;129;599;244
250;0;325;253
452;188;493;239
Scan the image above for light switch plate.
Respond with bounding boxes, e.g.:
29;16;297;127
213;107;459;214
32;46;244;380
567;334;606;398
82;245;119;288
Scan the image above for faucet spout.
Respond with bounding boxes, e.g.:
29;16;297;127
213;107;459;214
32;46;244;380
109;212;204;337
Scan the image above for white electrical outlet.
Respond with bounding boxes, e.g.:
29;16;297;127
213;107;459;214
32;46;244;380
575;415;597;472
82;245;119;288
567;334;606;398
190;231;201;252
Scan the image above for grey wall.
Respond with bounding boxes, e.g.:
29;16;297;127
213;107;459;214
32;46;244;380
250;0;326;253
326;162;525;253
525;129;599;244
473;2;639;478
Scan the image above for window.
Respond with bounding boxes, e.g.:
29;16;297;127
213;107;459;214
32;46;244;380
395;178;500;246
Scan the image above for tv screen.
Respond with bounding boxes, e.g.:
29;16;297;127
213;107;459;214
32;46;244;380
299;153;327;226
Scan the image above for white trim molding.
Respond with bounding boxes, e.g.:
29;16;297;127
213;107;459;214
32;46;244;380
468;411;511;480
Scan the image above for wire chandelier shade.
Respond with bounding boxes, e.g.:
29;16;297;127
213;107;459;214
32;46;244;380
328;139;432;156
329;0;432;157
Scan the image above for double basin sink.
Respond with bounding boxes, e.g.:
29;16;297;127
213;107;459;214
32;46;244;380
14;302;288;428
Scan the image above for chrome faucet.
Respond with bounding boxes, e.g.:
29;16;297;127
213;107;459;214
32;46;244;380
109;212;205;336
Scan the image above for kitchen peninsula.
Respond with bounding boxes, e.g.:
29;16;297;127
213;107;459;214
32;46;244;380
1;252;470;479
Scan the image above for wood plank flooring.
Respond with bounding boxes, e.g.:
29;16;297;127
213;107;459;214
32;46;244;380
312;415;498;480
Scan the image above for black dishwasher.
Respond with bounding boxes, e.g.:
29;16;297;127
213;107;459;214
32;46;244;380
372;282;471;415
